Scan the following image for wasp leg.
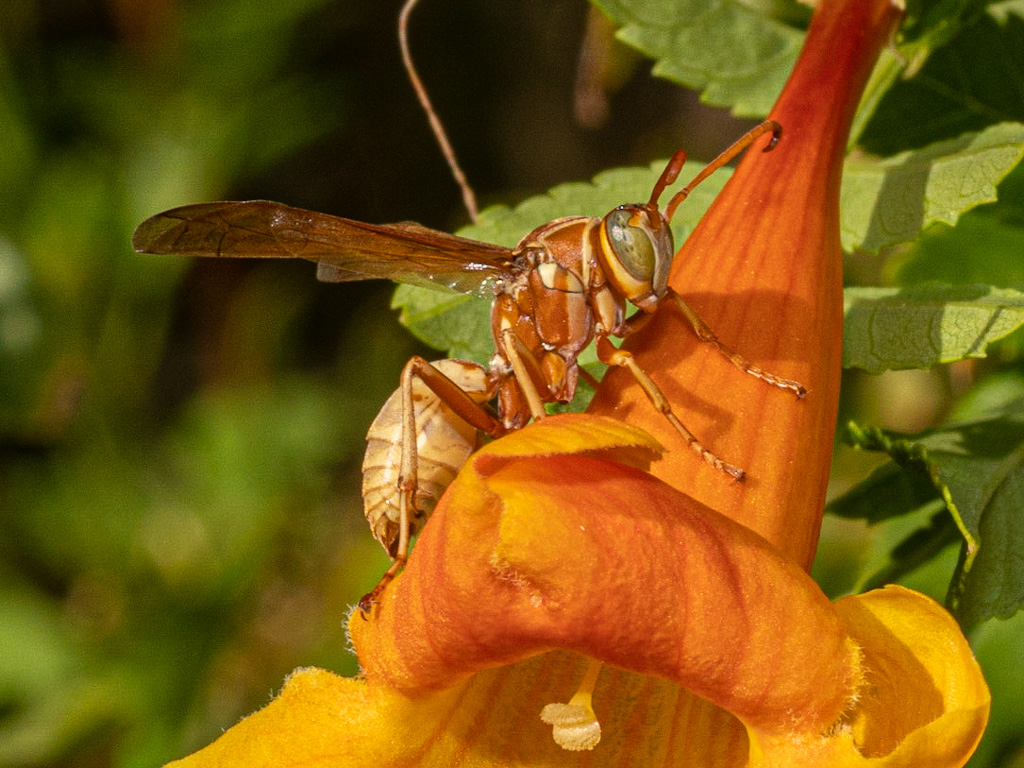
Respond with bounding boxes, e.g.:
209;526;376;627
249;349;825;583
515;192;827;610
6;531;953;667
359;356;503;616
578;365;601;390
669;291;807;398
500;328;549;422
595;336;744;481
358;555;407;615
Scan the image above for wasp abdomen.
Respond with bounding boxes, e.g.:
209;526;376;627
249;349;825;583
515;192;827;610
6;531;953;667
362;359;490;558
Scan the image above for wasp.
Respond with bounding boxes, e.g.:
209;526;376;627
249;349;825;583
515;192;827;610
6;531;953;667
133;120;805;610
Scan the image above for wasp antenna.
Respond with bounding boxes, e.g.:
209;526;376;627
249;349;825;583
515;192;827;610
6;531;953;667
664;119;782;222
399;0;479;222
648;150;688;209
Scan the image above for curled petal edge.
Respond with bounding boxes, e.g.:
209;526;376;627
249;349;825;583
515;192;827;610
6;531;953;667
352;416;988;760
750;586;990;768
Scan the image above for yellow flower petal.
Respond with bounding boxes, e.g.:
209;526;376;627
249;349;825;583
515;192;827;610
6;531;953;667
749;587;990;768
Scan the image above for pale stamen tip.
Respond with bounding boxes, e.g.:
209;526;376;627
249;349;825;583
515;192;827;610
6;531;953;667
540;702;602;751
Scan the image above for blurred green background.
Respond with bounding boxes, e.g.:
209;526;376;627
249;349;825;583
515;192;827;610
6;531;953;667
1;0;1022;766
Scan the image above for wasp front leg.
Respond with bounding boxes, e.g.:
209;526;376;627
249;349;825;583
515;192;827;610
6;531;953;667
669;291;807;398
595;335;745;480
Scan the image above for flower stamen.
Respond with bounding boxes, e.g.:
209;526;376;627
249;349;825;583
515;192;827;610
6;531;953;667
540;658;603;751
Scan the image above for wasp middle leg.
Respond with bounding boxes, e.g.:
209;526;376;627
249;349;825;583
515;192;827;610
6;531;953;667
595;335;745;480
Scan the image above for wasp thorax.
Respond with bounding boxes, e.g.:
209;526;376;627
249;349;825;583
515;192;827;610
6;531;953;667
526;262;592;354
598;205;673;309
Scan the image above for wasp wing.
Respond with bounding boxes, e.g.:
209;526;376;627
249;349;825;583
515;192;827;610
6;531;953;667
132;201;515;295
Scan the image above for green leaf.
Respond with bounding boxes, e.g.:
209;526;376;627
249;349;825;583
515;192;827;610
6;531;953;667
892;160;1024;286
842;283;1024;373
856;508;962;594
391;288;492;364
827;453;942;524
836;410;1024;626
392;158;729;362
461;160;726;246
591;0;807;117
861;10;1024;155
840;122;1024;253
824;488;962;599
988;0;1024;23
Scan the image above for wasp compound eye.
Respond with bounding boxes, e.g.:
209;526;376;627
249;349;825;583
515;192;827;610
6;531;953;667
603;207;657;282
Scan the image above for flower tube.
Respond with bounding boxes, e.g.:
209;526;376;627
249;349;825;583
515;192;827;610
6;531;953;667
590;0;900;568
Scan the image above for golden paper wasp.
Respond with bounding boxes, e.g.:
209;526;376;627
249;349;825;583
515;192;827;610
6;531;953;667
132;118;805;610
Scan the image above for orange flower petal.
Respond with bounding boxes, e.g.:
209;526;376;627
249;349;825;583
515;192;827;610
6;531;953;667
160;1;991;765
352;415;861;736
750;587;990;768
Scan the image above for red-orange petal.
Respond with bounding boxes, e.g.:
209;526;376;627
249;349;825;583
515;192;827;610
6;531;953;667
588;0;904;569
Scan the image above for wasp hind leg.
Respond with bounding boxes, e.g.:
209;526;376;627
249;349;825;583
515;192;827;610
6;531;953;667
358;360;423;616
357;486;415;616
359;356;503;617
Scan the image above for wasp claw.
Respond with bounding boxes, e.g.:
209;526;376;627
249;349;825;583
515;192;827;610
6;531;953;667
358;594;376;619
